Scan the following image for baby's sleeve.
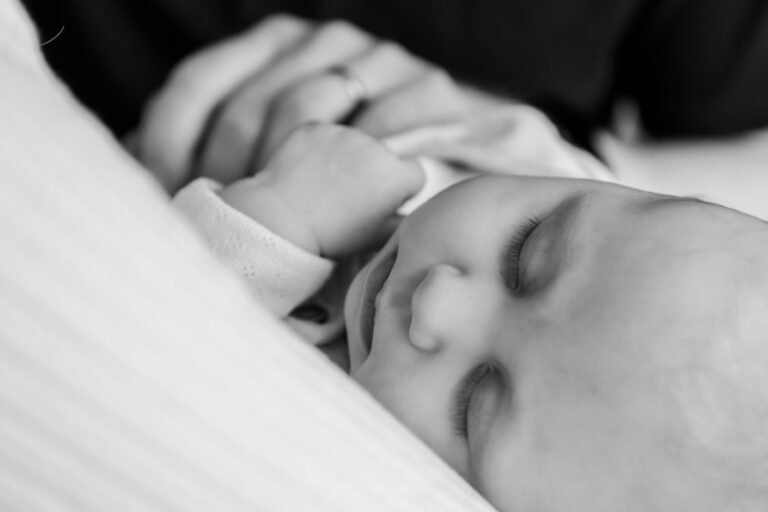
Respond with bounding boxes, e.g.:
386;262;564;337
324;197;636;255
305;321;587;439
173;178;334;318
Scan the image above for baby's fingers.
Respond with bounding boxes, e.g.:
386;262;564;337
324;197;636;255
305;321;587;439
262;123;425;257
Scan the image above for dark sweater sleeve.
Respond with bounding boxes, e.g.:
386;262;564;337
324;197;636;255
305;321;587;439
618;0;768;138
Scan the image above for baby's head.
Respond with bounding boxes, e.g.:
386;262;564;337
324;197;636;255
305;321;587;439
343;175;768;511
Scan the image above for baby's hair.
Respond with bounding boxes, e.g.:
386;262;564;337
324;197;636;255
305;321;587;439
636;197;768;509
673;234;768;510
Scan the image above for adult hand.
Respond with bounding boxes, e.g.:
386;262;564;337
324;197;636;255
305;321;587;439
137;14;485;192
219;122;424;259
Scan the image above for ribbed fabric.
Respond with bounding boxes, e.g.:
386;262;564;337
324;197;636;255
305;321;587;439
0;1;496;511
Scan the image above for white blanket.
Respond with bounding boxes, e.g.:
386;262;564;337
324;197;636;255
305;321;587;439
0;1;495;510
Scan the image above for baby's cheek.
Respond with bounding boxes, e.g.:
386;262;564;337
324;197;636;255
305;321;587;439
472;446;536;512
354;360;474;478
469;409;601;512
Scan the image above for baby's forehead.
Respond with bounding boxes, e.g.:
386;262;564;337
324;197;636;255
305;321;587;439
625;194;768;256
589;194;768;322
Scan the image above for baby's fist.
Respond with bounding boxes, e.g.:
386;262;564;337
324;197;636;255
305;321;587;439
222;123;425;258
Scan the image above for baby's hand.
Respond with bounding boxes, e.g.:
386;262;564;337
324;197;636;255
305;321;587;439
220;122;425;258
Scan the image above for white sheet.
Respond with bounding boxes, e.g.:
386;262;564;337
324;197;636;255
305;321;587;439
0;1;496;510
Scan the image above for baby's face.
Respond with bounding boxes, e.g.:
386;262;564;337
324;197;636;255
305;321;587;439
343;175;768;511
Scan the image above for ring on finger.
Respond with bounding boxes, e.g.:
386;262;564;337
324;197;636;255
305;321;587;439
328;65;369;105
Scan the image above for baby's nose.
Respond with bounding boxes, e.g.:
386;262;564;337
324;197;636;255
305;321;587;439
408;264;467;352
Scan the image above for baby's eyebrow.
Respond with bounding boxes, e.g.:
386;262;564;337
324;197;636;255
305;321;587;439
634;195;709;213
542;193;591;237
539;191;590;255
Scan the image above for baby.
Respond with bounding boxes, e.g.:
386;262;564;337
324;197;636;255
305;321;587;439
175;122;768;512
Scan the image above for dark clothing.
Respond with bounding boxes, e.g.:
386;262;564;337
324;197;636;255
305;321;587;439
21;0;768;148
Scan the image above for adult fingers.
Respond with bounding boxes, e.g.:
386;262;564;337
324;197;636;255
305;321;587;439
255;41;427;166
354;68;471;139
251;72;362;169
196;20;375;184
137;14;310;191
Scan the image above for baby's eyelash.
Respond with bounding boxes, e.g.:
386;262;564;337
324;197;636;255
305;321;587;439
503;216;541;290
451;364;492;438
